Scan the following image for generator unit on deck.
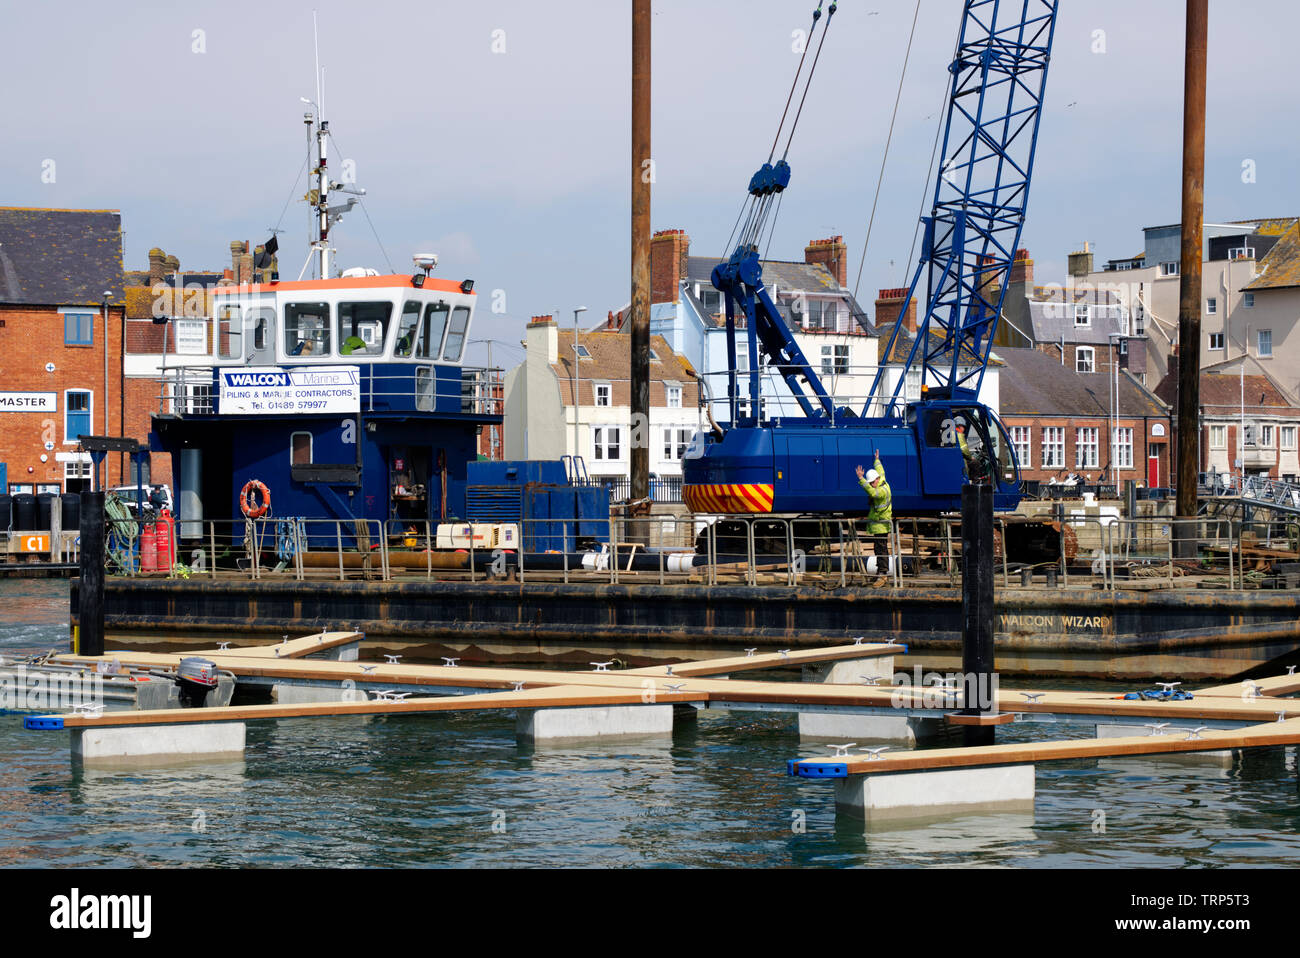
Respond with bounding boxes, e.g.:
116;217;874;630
465;460;609;553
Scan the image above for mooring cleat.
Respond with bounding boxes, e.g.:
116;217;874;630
664;665;674;676
829;743;857;756
664;682;686;693
852;636;865;646
1287;666;1297;675
218;642;231;651
385;655;402;664
72;702;105;717
1144;722;1171;735
1185;726;1209;741
859;746;890;760
1156;682;1181;693
859;675;881;686
745;648;758;657
511;682;526;692
441;657;459;668
779;649;790;659
590;661;613;672
359;665;378;674
1020;692;1046;703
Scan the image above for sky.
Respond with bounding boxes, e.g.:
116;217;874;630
2;0;1296;371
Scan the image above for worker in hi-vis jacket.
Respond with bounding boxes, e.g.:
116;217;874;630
855;450;892;587
956;422;992;484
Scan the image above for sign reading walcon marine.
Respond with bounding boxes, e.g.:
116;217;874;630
0;392;56;412
218;366;360;414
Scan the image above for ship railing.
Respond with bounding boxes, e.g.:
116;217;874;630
98;513;1275;592
151;364;503;417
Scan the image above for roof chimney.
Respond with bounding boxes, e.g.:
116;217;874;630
1068;244;1094;279
875;288;917;334
1009;249;1034;287
527;315;559;364
650;229;690;304
148;248;167;286
231;241;245;277
805;236;848;287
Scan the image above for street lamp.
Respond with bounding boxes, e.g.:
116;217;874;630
572;306;587;462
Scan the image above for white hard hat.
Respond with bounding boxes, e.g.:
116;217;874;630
866;469;880;484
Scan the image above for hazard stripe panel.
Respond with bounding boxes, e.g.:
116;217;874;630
683;484;774;514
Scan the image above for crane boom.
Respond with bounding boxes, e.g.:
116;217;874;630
869;0;1059;416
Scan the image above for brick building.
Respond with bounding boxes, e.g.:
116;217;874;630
0;208;127;494
1154;363;1300;481
998;347;1172;487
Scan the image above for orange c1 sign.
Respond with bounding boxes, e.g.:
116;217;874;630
18;535;51;553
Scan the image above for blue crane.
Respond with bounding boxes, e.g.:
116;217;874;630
683;0;1059;520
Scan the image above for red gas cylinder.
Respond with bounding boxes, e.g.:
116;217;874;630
156;508;175;569
140;522;158;573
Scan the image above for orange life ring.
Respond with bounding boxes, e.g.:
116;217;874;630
240;480;271;519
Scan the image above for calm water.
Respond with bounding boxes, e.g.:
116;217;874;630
1;578;1298;868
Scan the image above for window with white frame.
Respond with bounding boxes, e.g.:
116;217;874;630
1209;332;1224;350
64;459;91;480
1244;292;1255;308
665;383;682;408
904;369;922;401
1074;304;1091;327
820;344;850;376
1159;262;1179;277
593;426;622;461
1209;425;1227;449
1011;426;1032;466
1228;247;1256;261
662;427;691;461
594;382;611;407
1261;424;1275;448
1076;346;1095;373
1076;427;1099;468
1042;427;1065;469
1113;427;1134;469
1206;297;1217;315
1258;329;1273;357
1282;425;1297;450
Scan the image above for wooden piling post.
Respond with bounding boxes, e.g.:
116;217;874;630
78;490;105;657
961;483;995;747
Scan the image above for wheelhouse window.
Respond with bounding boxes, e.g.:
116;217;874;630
290;431;313;465
395;301;421;358
419;303;449;359
218;304;242;360
337;301;393;356
284;302;330;356
443;306;471;362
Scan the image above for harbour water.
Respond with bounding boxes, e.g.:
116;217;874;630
1;578;1298;868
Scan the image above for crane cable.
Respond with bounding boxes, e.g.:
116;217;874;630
852;0;923;302
747;2;838;253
